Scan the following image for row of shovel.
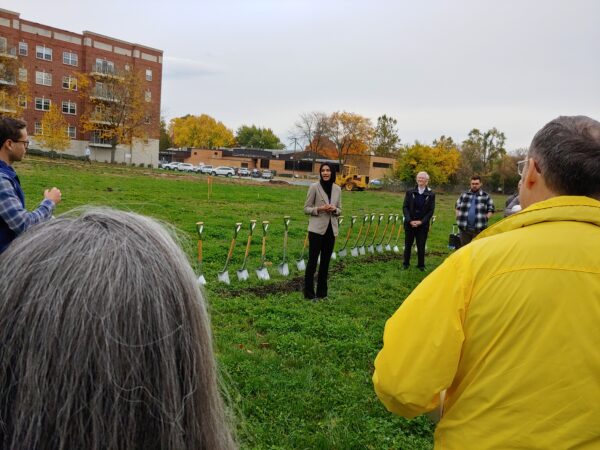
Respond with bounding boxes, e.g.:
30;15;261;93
196;213;435;285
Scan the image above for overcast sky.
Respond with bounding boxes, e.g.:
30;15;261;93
14;0;600;150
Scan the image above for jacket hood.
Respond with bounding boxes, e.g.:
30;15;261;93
476;195;600;241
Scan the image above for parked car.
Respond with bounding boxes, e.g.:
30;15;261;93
251;169;262;178
177;163;195;172
193;163;205;172
163;162;180;170
212;166;235;177
237;167;250;177
200;165;213;174
261;170;274;180
369;178;383;187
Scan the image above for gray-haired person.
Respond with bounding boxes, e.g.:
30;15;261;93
0;208;236;450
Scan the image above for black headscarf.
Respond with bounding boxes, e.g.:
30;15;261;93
319;163;336;201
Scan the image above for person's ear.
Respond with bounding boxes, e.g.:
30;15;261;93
523;157;540;189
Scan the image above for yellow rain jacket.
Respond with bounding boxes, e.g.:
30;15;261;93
373;196;600;449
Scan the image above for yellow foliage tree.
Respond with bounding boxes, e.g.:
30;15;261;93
396;139;460;185
169;114;235;149
78;68;152;163
37;103;71;156
326;111;374;165
0;57;29;119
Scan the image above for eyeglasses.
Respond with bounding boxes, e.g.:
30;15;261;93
14;140;30;149
517;158;542;176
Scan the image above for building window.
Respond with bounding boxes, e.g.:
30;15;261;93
124;64;130;71
18;95;27;109
35;122;43;135
62;75;77;90
36;45;52;61
62;101;76;115
0;37;6;53
145;69;152;81
144;115;151;124
63;51;78;66
372;162;392;169
260;159;270;169
66;125;76;139
144;90;151;102
18;68;27;82
18;42;28;56
35;97;51;111
35;71;52;86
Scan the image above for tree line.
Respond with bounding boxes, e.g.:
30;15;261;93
162;111;523;192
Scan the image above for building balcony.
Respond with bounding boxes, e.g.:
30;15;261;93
89;113;112;125
0;47;17;59
0;103;16;113
89;134;113;148
89;64;124;79
89;87;117;102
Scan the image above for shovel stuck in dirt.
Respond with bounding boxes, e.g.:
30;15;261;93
196;221;207;285
392;216;404;253
359;213;375;255
331;216;342;260
376;214;394;253
256;221;270;280
296;232;308;271
337;215;356;258
367;213;384;253
384;214;399;251
218;222;242;285
350;214;369;257
278;216;291;276
237;220;256;281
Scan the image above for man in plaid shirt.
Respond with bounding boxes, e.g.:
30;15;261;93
0;118;61;254
455;175;495;246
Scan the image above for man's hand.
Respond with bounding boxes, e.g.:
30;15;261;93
44;187;62;204
318;204;336;213
410;220;422;228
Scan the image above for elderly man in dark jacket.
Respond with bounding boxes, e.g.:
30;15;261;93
402;171;435;271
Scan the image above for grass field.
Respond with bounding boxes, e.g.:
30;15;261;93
18;157;507;449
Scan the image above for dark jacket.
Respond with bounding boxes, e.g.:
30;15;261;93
0;161;25;253
403;186;435;225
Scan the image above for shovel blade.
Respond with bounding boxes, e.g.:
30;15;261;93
351;247;358;257
384;244;391;251
217;271;230;285
256;267;270;280
331;252;336;260
278;263;289;276
338;248;347;258
392;245;400;253
376;244;383;253
359;246;366;255
237;269;249;281
197;274;206;285
367;245;374;254
296;259;306;271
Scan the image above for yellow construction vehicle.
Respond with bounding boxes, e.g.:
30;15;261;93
335;165;368;191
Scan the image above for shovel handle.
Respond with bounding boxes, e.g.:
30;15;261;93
378;214;393;245
223;222;242;269
197;239;203;263
196;221;204;238
260;221;269;264
394;216;404;244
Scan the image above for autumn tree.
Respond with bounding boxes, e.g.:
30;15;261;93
396;139;460;186
36;103;70;156
372;115;401;156
291;111;329;153
78;68;152;163
326;111;374;165
0;51;28;119
159;118;172;151
236;125;284;149
169;114;235;149
461;128;507;175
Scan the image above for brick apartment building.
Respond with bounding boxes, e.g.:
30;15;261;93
0;8;162;166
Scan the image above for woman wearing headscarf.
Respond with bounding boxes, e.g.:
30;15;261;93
303;163;342;300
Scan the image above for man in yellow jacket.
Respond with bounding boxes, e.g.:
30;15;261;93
373;116;600;449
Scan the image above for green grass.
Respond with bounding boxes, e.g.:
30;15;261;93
18;157;507;449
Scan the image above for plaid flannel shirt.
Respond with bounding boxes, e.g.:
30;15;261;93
0;173;55;252
455;190;495;230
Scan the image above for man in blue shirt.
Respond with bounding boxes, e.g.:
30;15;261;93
0;118;61;253
455;176;494;246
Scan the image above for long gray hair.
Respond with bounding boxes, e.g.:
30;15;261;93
0;208;236;449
